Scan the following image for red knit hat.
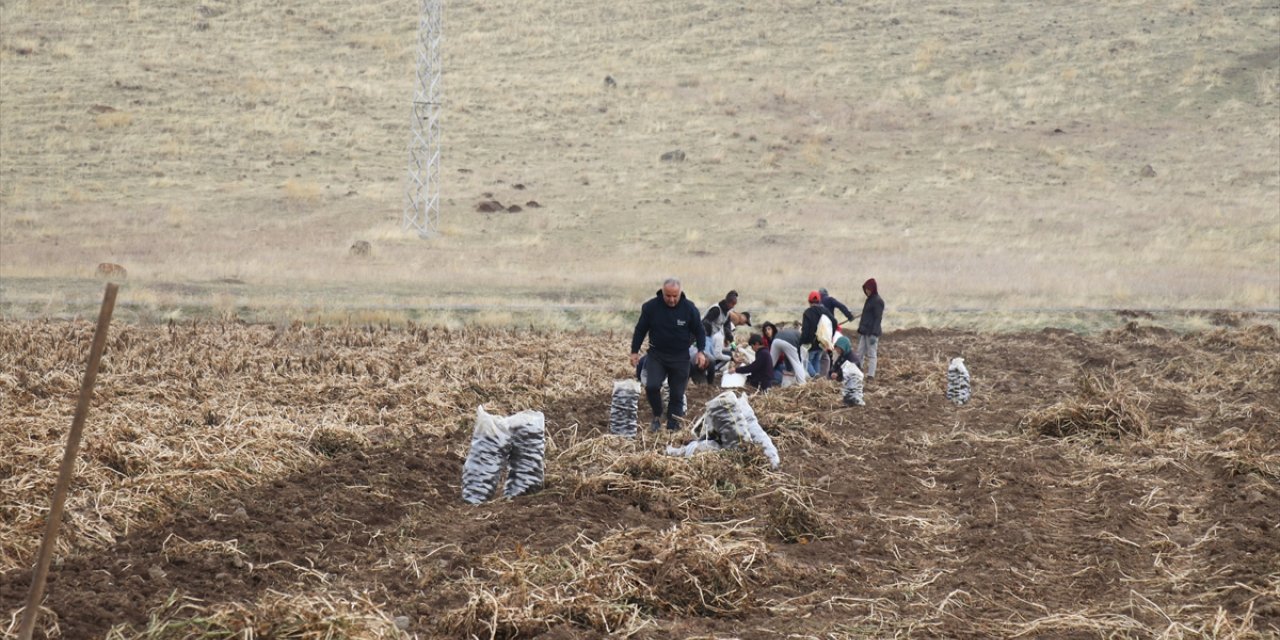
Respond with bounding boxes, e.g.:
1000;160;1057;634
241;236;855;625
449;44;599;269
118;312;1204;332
807;290;821;304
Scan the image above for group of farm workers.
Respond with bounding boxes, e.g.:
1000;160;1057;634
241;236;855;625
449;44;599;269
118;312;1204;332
629;277;884;432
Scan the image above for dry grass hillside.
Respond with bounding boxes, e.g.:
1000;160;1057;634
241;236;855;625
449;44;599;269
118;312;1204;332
1;0;1278;320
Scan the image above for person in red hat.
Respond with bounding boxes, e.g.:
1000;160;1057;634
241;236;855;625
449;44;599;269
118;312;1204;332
800;290;836;378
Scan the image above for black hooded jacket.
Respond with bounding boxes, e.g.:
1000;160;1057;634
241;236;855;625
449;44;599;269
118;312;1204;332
631;290;706;357
858;294;884;336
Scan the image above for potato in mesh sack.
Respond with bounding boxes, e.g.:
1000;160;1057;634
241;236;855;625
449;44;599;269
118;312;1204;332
503;411;546;498
946;357;971;406
609;379;641;437
461;406;546;504
461;406;510;504
840;361;865;406
667;391;779;468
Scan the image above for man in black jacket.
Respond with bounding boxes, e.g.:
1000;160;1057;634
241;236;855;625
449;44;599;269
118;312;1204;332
630;278;709;431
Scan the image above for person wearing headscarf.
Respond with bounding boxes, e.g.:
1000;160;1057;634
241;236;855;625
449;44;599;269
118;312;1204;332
828;334;862;380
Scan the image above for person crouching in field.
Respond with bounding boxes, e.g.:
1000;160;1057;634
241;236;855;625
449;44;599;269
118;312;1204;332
733;333;774;391
828;335;861;380
631;278;709;431
853;278;884;380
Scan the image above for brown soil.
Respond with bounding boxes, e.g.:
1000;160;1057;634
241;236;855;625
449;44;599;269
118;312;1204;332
2;321;1277;638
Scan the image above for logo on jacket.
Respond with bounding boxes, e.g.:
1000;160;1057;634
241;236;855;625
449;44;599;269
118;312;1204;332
677;319;686;326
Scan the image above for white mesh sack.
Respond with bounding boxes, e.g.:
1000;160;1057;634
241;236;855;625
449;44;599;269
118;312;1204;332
816;314;835;351
666;439;725;458
668;391;779;469
461;406;511;504
609;379;641;437
702;390;751;447
840;361;865;407
735;393;780;469
503;410;546;498
946;357;971;406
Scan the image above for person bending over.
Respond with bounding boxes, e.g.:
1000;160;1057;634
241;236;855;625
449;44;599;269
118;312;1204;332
769;325;808;385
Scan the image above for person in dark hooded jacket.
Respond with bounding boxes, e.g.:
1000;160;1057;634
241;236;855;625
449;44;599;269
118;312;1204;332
853;278;884;379
631;278;708;431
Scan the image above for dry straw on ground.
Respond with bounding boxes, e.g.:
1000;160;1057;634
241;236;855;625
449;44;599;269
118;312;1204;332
438;521;768;637
104;590;402;640
0;321;615;574
3;319;1277;638
1022;371;1152;438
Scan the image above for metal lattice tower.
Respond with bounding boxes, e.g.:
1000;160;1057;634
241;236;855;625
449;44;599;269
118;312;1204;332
404;0;442;237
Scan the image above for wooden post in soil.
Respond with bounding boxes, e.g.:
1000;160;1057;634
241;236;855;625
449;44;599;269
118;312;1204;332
18;283;118;640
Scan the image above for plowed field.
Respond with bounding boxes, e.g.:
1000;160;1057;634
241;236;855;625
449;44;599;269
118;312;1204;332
2;318;1277;638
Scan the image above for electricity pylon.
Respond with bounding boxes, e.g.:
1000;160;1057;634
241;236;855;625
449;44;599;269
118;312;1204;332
404;0;442;238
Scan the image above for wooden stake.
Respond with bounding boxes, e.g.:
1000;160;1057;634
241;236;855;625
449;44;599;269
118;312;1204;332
18;283;118;640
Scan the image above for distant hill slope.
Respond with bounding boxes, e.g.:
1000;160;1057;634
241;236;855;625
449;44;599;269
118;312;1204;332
2;0;1277;313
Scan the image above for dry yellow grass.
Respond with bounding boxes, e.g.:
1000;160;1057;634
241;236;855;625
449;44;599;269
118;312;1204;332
1;0;1277;318
105;590;403;640
2;319;1276;637
0;320;620;575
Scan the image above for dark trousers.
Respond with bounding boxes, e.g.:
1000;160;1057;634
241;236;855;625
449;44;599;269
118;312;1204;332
644;350;691;420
